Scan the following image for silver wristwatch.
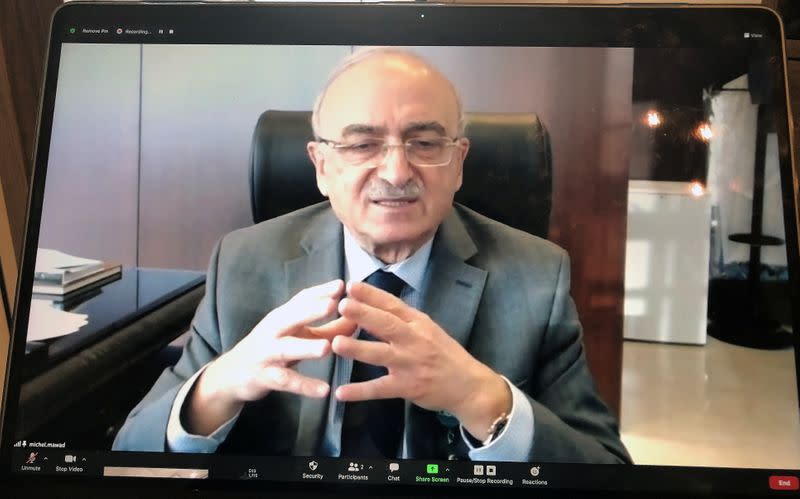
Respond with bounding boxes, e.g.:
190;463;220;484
482;412;510;446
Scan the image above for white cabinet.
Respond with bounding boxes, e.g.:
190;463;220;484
623;180;711;345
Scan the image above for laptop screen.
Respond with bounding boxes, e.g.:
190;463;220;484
2;2;798;496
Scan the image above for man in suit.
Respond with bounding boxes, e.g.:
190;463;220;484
113;48;631;464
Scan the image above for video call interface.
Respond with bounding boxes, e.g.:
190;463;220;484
6;39;800;493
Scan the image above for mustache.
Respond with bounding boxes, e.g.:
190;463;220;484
366;180;424;200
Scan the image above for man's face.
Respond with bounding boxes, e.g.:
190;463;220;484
308;55;469;258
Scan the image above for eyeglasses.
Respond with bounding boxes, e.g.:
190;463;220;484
317;136;461;168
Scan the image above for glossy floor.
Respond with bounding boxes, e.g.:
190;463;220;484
620;336;800;468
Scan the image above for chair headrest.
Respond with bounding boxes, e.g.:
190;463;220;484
249;111;552;238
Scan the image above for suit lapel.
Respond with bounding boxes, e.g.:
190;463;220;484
418;208;487;348
284;208;344;455
281;205;488;458
407;207;488;458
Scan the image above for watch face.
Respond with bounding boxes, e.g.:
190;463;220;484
484;414;510;445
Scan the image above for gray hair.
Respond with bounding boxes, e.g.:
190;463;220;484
311;47;466;139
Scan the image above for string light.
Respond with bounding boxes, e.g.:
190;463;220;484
690;181;705;197
645;110;662;128
696;123;713;141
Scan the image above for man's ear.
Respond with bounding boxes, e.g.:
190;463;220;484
307;141;329;197
454;137;470;191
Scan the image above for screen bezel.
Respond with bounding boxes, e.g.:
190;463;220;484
1;2;797;498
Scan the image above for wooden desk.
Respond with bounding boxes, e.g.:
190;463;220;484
10;268;204;445
21;268;204;379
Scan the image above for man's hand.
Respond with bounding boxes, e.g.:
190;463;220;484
332;281;512;441
185;279;357;436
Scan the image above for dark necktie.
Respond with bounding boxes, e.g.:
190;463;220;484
340;270;406;458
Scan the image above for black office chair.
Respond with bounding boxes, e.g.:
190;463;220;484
249;110;553;239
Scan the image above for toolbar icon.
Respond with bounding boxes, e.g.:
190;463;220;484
25;452;38;464
389;462;399;472
426;464;439;474
308;460;318;471
473;464;484;476
486;465;496;476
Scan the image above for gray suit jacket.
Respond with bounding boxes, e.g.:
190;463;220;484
113;202;631;464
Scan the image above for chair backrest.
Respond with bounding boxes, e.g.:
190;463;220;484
249;111;552;238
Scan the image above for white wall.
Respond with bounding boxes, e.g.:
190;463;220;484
137;45;350;270
39;43;141;266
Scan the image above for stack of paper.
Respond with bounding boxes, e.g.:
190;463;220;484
33;248;121;296
26;299;88;341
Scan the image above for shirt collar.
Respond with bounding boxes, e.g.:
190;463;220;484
343;227;433;292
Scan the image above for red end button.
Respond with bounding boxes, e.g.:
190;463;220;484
769;476;799;491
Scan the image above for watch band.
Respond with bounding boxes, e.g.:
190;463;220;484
482;412;510;446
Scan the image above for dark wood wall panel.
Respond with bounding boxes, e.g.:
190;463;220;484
0;0;62;401
787;41;800;266
787;40;800;151
546;49;632;417
0;0;62;265
0;0;61;170
0;34;20;394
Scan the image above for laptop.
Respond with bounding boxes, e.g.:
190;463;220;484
1;2;798;497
